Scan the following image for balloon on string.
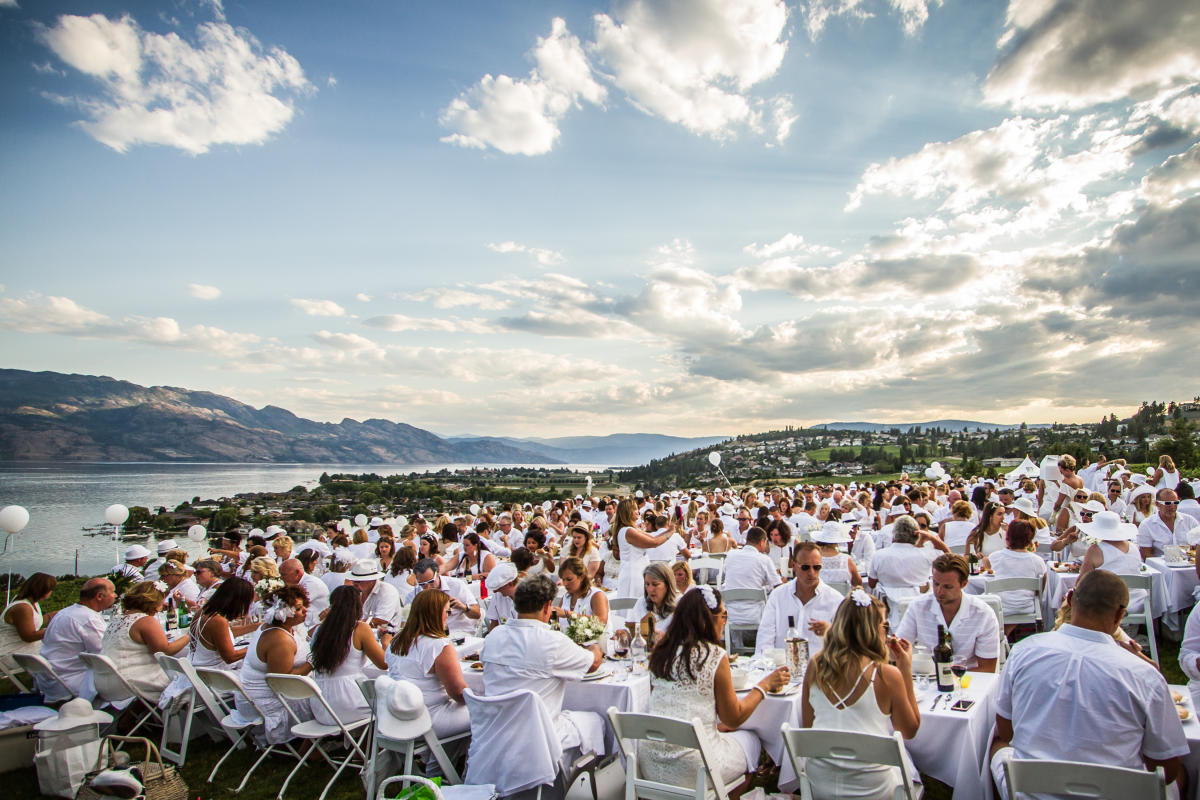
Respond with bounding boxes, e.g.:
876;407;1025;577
708;451;722;467
336;519;350;533
0;506;29;534
469;504;481;516
924;467;938;479
542;501;552;512
394;515;408;529
105;504;129;526
354;514;368;527
930;462;941;470
187;524;207;542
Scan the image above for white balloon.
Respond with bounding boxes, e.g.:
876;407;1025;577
354;513;368;527
542;500;552;512
924;467;938;479
104;504;129;526
336;519;350;532
469;504;481;516
708;451;722;467
930;462;941;470
0;505;30;534
394;515;409;529
187;524;207;542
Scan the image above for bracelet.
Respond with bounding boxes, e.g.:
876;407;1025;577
751;685;767;700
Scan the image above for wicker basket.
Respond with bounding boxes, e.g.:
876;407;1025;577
75;736;188;800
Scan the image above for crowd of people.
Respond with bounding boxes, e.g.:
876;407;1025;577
2;452;1198;798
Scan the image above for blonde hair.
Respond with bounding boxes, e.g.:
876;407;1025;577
250;556;280;580
1160;455;1176;471
122;581;165;614
812;593;889;697
671;560;695;591
272;535;293;557
352;529;368;545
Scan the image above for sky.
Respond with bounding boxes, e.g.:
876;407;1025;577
0;0;1198;439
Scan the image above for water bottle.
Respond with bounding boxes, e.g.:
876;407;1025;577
631;628;647;671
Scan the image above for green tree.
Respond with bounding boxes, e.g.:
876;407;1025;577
126;506;152;527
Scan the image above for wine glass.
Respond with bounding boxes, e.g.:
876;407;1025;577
611;628;631;674
950;661;968;701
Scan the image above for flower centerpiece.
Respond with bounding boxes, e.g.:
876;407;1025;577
565;615;606;646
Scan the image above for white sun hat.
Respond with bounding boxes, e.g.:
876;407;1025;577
813;521;852;544
1078;511;1137;542
374;676;432;740
124;544;151;561
345;560;383;582
34;697;112;732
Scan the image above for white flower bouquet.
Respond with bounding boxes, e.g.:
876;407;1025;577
254;577;284;600
565;615;606;645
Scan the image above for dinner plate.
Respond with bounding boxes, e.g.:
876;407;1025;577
767;684;801;697
582;669;613;682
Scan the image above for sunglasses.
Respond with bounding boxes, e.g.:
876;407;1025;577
1160;501;1180;507
798;564;822;572
416;576;438;587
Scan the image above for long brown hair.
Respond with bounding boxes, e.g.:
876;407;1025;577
390;589;448;657
967;501;1004;553
611;498;640;562
811;593;888;697
309;586;362;673
648;587;722;682
559;557;592;597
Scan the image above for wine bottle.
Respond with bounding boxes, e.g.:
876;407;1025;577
785;615;807;683
934;624;954;693
631;627;648;671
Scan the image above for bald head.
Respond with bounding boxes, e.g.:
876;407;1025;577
80;578;116;611
280;558;304;586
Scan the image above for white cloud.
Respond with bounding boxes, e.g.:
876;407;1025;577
355;293;371;302
591;0;792;141
37;13;312;154
290;298;345;317
187;283;221;300
486;240;564;266
363;314;487;334
1140;142;1200;205
0;0;19;8
440;18;606;155
407;288;512;310
985;0;1200;111
801;0;940;39
743;232;841;259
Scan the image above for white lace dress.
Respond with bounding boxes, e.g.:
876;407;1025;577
821;553;852;586
0;600;42;674
97;612;170;702
236;627;312;744
642;642;758;785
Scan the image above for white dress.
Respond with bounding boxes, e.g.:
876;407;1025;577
0;599;42;674
1096;542;1148;611
642;642;758;785
309;634;370;726
616;527;650;600
386;636;471;738
97;612;169;702
806;663;907;800
159;613;238;707
821;553;852;586
236;627;312;744
977;531;1005;558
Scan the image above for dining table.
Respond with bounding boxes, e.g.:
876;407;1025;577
1146;557;1199;631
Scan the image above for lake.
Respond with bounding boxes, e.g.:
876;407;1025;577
0;461;607;577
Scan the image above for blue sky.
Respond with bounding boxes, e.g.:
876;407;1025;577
1;0;1198;437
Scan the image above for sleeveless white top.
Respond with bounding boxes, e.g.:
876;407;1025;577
310;631;370;725
616;527;650;599
1156;469;1181;491
0;600;42;662
821;553;852;586
97;612;169;701
387;635;457;711
1097;542;1148;610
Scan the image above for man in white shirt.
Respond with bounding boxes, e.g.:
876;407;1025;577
495;514;524;552
646;516;687;562
990;569;1187;797
720;528;780;647
484;563;519;632
143;539;179;582
414;558;481;635
731;508;753;546
870;516;948;597
345;559;402;631
1137;489;1200;558
595;500;614;538
1176;482;1200;525
481;574;603;753
756;542;842;656
895;553;999;671
36;578;116;702
281;558;330;629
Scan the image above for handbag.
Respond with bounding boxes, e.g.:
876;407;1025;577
75;736;188;800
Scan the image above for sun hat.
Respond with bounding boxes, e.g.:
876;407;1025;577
1009;496;1039;517
34;697;112;732
374;676;432;741
813;521;852;544
1129;484;1155;504
887;502;908;516
155;540;179;555
1081;499;1107;514
345;560;383;582
264;525;286;540
124;544;151;561
485;562;518;592
1078;511;1137;541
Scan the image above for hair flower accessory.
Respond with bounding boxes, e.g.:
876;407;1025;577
849;588;872;607
262;596;291;624
153;580;169;594
688;584;718;610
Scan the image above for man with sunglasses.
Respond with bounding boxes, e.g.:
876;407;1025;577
754;542;842;657
1137;489;1199;559
413;557;481;635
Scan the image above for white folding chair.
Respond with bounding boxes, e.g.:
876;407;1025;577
688;557;725;586
877;588;916;632
977;594;1008;669
0;653;31;692
1004;758;1166;800
720;588;767;655
609;598;638;614
781;724;922;800
80;652;165;739
607;708;741;800
155;652;229;766
194;666;301;793
265;672;372;800
1119;573;1158;664
825;581;851;597
361;677;467;800
12;652;74;703
982;577;1043;632
949;544;969;556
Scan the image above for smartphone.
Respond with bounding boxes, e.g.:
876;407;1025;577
950;699;975;712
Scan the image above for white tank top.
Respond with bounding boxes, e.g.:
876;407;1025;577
1156;469;1181;491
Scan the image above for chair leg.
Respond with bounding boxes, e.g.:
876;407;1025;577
1146;616;1159;664
277;740;320;800
207;729;248;784
237;742;279;793
424;734;461;784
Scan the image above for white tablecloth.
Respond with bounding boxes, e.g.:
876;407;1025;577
1146;558;1199;615
737;684;803;789
1173;684;1199;800
1044;565;1168;623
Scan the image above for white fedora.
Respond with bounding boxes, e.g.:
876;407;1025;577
124;544;151;561
374;676;432;741
155;540;179;555
1078;511;1137;541
345;559;383;582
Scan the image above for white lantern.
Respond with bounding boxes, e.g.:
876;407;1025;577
0;506;29;534
104;504;129;526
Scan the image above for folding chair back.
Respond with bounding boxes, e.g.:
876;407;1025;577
781;724;920;800
1004;758;1166;800
1119;573;1158;663
81;652;164;740
688;558;725;586
608;708;738;800
12;652;72;703
720;588;767;654
977;594;1007;668
609;598;638;613
825;581;851;597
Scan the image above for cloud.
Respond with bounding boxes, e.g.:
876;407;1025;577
743;232;841;259
800;0;941;39
407;288;513;310
0;0;18;8
187;283;221;300
290;298;345;317
1140;142;1200;205
591;0;792;142
985;0;1200;111
355;293;371;302
37;13;312;154
440;18;606;155
486;240;564;266
362;314;486;334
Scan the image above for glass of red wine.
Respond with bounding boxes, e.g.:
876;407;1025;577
951;662;968;700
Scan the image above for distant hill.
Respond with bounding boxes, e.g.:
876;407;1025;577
446;433;730;466
0;369;559;464
812;420;1042;433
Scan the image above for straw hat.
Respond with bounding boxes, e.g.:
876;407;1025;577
344;560;383;582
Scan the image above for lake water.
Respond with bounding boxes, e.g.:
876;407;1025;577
0;462;607;577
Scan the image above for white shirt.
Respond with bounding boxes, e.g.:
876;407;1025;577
428;575;478;635
360;580;401;629
720;545;779;624
870;543;936;590
1178;499;1200;525
942;520;974;549
755;580;843;656
647;531;686;562
997;624;1187;769
894;592;1000;669
1136;513;1200;555
174;576;201;605
485;592;516;626
481;618;593;726
1180;604;1200;685
984;549;1047;617
299;573;330;628
37;603;106;701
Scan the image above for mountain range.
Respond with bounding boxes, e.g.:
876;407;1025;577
0;370;725;465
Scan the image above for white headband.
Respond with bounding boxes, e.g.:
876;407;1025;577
687;584;718;610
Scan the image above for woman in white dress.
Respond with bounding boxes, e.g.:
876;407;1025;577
160;576;254;707
235;584;312;744
766;521;793;566
561;523;602;580
555;557;609;629
97;581;189;703
386;589;470;740
980;520;1047;633
938;501;976;550
1126;484;1156;525
384;547;418;604
0;572;56;676
802;589;921;800
449;532;496;592
307;586;387;725
815;522;863;587
1151;455;1182;492
614;498;671;599
1079;511;1148;611
631;562;680;637
642;587;788;788
966;502;1007;559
